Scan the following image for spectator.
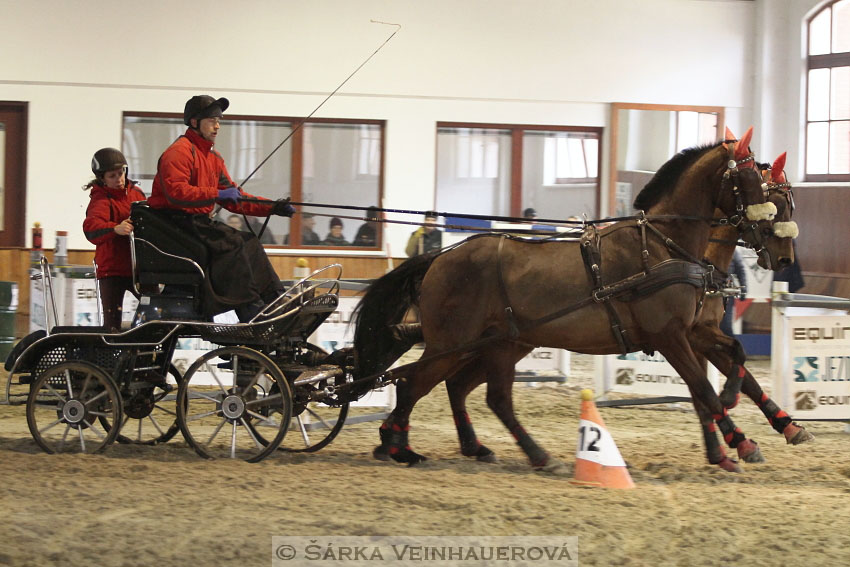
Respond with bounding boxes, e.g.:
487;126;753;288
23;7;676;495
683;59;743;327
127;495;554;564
284;213;321;246
323;217;349;246
353;206;380;247
523;207;537;220
405;211;442;257
720;249;748;337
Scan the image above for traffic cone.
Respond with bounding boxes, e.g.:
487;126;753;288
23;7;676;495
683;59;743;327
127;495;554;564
571;389;635;489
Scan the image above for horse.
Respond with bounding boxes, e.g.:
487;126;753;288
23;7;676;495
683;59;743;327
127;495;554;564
688;152;812;470
353;128;775;473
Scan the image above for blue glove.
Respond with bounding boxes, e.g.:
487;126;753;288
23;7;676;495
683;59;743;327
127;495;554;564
217;186;241;204
271;197;296;217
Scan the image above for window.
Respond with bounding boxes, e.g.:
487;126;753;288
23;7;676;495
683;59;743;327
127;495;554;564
806;0;850;181
123;113;384;249
436;123;602;220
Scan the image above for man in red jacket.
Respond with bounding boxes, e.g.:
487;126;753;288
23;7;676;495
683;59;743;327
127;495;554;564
149;95;294;320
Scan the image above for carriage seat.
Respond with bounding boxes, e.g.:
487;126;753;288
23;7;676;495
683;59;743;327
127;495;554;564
130;202;209;321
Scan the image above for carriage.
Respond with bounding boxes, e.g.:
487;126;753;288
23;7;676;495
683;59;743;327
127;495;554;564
2;203;383;462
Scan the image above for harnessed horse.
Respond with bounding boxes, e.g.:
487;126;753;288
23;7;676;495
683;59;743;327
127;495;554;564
687;152;812;470
353;129;774;473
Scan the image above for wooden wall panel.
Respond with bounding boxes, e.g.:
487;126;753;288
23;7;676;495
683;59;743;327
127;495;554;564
792;185;850;276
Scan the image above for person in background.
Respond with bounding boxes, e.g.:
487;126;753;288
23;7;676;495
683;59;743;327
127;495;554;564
405;211;442;257
225;214;246;231
720;248;748;337
322;217;349;246
148;94;295;321
523;207;537;220
82;147;147;331
284;213;321;246
353;206;380;247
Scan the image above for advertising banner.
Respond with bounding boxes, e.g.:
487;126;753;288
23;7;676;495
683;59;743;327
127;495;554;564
773;314;850;420
595;351;719;400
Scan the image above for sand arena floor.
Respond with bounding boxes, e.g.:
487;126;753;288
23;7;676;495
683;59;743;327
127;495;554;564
2;352;850;567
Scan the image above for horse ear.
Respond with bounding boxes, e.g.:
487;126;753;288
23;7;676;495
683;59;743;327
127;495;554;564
771;152;787;182
723;126;736;149
734;127;753;161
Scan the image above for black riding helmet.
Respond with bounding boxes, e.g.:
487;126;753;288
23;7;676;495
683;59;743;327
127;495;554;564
91;147;128;178
183;95;230;126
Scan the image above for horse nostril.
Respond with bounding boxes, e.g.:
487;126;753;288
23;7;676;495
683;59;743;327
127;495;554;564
778;257;792;267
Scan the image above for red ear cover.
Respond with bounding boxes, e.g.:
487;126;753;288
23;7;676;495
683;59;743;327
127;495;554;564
724;126;736;149
734;127;753;161
771;152;787;183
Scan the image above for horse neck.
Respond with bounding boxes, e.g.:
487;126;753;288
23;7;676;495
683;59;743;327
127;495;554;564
647;146;726;258
705;221;738;271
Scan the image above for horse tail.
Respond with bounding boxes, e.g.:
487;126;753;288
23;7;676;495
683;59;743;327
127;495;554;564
352;252;438;381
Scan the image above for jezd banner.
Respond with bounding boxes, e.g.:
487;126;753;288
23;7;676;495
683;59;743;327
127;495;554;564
776;315;850;420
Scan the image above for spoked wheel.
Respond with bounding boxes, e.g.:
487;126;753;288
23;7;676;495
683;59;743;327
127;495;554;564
177;346;292;462
283;343;350;453
110;364;184;445
26;361;123;454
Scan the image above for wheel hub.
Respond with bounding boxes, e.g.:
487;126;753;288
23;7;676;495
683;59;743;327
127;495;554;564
221;394;246;420
62;399;87;425
124;390;156;419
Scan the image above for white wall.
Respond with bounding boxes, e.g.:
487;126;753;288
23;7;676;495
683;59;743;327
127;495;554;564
0;0;759;252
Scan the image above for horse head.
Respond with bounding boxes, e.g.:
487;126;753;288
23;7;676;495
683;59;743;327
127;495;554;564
715;127;777;252
753;152;798;270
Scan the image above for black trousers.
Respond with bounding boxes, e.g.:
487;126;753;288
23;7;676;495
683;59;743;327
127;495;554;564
98;276;137;331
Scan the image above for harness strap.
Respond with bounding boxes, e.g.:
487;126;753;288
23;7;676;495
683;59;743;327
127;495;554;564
496;235;521;339
580;226;633;355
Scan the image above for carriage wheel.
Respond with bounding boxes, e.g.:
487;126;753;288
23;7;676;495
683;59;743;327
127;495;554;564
283;343;349;453
177;346;292;462
26;361;122;454
109;364;184;445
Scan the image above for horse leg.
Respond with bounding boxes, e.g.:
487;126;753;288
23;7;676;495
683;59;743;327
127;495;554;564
694;327;814;444
478;344;567;474
446;364;498;462
738;369;815;445
690;377;743;472
688;323;746;409
373;349;463;466
659;334;764;469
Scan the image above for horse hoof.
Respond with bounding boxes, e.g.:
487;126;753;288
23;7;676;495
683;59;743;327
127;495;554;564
716;457;742;473
783;423;815;445
536;459;570;476
720;391;741;410
736;439;765;463
373;445;392;462
465;445;498;463
390;448;428;466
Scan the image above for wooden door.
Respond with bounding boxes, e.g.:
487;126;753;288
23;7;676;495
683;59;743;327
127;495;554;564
0;102;27;247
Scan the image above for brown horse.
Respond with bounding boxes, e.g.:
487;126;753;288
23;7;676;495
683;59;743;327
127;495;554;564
354;131;775;473
689;153;812;470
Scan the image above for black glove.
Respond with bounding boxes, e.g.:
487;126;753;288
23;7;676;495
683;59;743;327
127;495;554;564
271;197;296;217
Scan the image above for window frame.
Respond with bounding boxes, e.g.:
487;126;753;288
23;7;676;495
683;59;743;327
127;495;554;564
805;0;850;182
435;121;603;218
122;112;386;250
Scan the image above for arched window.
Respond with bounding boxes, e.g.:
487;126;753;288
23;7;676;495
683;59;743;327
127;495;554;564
806;0;850;181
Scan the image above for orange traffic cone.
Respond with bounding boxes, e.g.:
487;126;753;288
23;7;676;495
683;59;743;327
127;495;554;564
571;389;635;489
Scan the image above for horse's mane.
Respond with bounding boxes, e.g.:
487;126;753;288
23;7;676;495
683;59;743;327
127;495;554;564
633;142;722;211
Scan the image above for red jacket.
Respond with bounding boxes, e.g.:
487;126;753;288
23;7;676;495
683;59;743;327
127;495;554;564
149;128;274;216
83;181;147;278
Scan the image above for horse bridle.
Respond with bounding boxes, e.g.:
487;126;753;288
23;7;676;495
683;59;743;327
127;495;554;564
717;148;777;258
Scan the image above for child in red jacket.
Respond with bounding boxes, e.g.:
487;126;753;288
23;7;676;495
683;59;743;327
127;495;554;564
82;148;146;330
